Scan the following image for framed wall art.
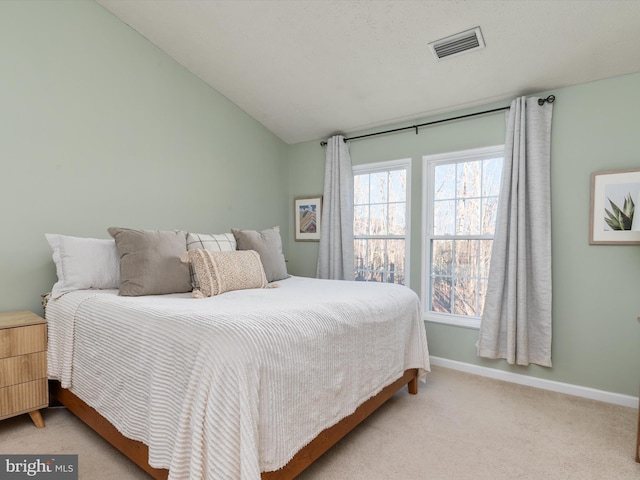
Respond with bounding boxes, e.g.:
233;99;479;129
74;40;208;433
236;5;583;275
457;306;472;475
590;168;640;245
294;196;322;242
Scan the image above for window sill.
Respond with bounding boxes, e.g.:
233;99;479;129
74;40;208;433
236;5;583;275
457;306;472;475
423;313;480;330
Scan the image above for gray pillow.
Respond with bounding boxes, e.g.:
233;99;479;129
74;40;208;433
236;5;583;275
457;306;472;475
108;227;191;296
231;226;288;282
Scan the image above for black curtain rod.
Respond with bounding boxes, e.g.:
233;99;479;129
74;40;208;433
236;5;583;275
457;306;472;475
320;95;556;146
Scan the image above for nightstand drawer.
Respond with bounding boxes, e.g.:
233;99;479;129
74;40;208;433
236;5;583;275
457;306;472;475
0;351;47;388
0;324;46;358
0;378;48;420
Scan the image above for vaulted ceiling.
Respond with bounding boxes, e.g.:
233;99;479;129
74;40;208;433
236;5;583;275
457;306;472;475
96;0;640;144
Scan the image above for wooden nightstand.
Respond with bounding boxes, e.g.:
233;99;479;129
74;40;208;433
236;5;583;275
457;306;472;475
0;310;48;427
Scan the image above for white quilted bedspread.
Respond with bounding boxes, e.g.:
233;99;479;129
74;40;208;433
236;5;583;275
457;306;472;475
47;276;430;480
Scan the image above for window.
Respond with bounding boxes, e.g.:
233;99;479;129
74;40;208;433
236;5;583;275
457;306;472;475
353;159;410;286
422;145;504;328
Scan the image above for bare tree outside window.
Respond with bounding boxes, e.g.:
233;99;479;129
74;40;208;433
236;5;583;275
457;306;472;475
354;161;410;286
425;146;504;327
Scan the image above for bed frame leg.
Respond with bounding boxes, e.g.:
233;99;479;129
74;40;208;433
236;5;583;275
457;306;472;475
407;374;418;395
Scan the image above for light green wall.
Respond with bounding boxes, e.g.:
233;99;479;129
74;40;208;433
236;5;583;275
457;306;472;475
287;73;640;397
0;1;288;314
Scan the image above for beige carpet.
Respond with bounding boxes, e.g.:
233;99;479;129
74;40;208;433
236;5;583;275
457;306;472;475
1;366;638;479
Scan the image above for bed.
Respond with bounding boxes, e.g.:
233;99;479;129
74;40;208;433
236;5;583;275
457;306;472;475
46;276;430;480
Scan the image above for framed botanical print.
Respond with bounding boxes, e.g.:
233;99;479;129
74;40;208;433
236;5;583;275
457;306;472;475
590;168;640;244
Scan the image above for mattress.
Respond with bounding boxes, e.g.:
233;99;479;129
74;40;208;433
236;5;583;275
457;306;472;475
46;276;430;480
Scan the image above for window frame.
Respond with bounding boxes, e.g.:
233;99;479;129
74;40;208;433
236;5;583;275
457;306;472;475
353;158;411;287
421;145;504;329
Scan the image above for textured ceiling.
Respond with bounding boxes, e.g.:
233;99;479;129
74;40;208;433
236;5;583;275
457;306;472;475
96;0;640;144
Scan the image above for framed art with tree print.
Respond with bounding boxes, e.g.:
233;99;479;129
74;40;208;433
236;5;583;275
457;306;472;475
590;168;640;245
294;196;322;241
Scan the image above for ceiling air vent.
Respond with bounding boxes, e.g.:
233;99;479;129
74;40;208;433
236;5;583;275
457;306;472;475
429;27;485;60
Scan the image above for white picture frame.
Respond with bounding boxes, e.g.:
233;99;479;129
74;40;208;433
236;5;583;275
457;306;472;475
294;196;322;242
590;168;640;245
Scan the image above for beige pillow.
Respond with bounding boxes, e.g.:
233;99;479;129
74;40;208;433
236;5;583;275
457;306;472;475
182;249;267;297
231;226;288;282
108;227;191;296
186;232;237;289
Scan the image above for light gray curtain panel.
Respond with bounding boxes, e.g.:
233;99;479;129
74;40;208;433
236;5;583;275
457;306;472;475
477;96;554;367
317;135;354;280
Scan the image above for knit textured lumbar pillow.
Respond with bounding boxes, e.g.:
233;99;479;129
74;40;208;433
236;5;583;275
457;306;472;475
186;232;237;290
181;249;267;298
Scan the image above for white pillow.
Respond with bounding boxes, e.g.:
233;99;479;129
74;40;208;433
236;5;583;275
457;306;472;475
45;234;121;299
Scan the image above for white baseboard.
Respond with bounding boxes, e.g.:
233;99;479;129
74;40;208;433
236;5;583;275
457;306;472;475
430;356;639;409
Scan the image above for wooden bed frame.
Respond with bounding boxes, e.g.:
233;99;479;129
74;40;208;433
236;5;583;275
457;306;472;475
50;368;419;479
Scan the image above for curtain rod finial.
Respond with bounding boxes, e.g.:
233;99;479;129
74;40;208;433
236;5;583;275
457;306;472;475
538;95;555;106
